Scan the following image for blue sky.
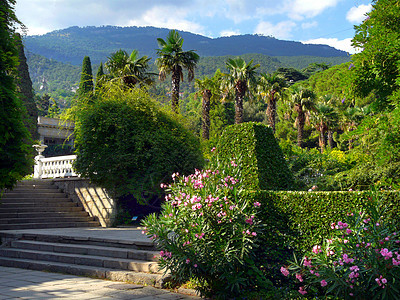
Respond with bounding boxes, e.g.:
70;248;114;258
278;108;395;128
15;0;372;54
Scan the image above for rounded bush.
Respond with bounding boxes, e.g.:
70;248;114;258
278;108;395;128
73;86;204;201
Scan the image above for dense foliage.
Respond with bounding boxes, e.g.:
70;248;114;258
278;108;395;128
216;122;294;191
142;154;275;298
283;190;400;299
73;84;204;201
0;0;33;190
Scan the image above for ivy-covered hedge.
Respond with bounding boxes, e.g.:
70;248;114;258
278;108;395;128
250;190;400;253
74;87;204;202
216;122;294;190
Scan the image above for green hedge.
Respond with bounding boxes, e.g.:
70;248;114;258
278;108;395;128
249;190;400;253
216;122;294;190
74;87;204;202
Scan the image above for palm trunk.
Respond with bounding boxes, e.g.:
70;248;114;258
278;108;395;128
235;80;246;124
267;92;277;133
319;122;326;153
327;130;334;149
202;89;211;140
296;105;305;148
171;67;181;113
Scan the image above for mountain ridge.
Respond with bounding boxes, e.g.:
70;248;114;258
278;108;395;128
24;25;349;66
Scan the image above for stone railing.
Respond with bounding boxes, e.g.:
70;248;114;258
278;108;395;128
39;155;78;179
33;144;78;179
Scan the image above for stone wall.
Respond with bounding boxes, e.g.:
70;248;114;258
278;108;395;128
52;178;116;227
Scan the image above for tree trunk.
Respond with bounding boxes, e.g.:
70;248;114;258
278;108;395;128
235;80;246;124
267;91;277;133
319;122;326;153
171;67;181;113
202;89;211;140
296;106;305;148
327;130;334;149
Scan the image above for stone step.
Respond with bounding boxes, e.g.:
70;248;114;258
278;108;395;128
0;248;161;274
0;211;89;219
11;240;159;262
0;257;166;287
0;221;99;230
0;206;85;214
0;202;77;208
0;216;95;225
16;180;54;186
0;198;75;204
2;193;67;199
6;188;60;193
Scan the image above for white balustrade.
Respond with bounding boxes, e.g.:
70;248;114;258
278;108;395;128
33;144;79;179
39;155;78;179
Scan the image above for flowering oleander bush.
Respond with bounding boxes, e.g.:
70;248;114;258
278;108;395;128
142;153;274;298
281;190;400;299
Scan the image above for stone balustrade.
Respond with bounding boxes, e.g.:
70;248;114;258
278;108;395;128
34;154;78;179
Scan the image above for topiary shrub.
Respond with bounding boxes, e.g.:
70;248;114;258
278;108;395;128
73;86;204;202
216;122;294;191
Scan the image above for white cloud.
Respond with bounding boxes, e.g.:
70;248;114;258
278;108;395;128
254;20;297;39
302;37;357;54
301;21;318;29
220;29;241;37
126;6;204;35
288;0;341;20
346;4;372;24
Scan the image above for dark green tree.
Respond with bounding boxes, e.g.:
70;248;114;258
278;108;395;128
78;56;94;97
352;0;400;110
95;62;105;90
36;93;51;116
14;33;39;140
0;0;33;190
156;30;200;113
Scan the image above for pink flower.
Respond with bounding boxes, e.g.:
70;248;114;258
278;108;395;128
312;245;322;254
296;273;303;282
251;232;257;236
321;280;328;287
230;160;238;167
382;278;387;284
303;257;312;267
211;147;216;152
186;258;190;264
280;267;289;277
254;201;261;207
194;264;198;268
298;286;307;295
380;248;393;260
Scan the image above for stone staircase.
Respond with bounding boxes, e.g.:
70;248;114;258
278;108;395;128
0;231;167;287
0;180;100;230
0;180;168;287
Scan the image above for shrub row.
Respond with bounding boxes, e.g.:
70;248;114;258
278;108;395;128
250;190;400;252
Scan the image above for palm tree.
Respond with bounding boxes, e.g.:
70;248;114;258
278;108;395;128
311;102;339;153
156;30;200;113
225;58;260;124
319;94;340;149
105;49;153;88
289;86;316;148
195;75;220;140
258;73;287;133
340;106;365;150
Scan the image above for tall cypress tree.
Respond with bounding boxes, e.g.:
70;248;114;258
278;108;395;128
78;56;94;97
14;33;39;139
0;0;33;190
95;62;105;90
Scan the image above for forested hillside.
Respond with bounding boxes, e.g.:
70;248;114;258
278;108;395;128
24;25;348;65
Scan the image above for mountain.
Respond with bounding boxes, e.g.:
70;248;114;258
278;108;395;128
24;25;349;66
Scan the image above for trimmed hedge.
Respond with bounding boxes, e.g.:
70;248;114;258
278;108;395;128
250;190;400;253
216;122;294;190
